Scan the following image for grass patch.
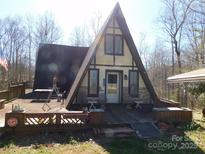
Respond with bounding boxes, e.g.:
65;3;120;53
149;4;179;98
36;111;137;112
178;121;204;131
67;136;79;145
0;134;204;154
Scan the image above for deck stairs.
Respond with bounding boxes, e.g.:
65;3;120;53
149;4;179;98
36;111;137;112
103;127;136;137
130;122;161;138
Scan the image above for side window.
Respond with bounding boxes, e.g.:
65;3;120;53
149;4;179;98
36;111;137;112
88;69;99;96
129;70;139;97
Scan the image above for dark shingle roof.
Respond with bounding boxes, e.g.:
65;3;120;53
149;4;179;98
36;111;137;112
33;44;88;93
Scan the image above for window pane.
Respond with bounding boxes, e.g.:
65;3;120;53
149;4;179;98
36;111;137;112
129;71;138;96
115;35;123;54
105;35;113;54
108;74;117;83
89;70;98;95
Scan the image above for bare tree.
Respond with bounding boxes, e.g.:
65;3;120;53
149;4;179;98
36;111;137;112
160;0;195;74
138;33;150;69
190;0;205;16
0;16;28;83
0;13;63;90
69;25;91;46
185;0;205;67
69;11;103;47
24;15;34;82
34;12;62;46
90;10;103;38
147;40;172;97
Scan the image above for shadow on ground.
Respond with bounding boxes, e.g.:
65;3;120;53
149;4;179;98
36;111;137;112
0;128;204;154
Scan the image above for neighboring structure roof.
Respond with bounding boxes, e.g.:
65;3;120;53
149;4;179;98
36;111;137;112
33;44;88;92
167;68;205;83
65;3;159;109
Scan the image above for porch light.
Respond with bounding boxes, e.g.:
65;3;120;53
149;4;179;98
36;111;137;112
124;74;127;80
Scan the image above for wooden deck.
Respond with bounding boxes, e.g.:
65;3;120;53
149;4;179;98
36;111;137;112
0;96;192;129
104;105;155;125
0;98;66;127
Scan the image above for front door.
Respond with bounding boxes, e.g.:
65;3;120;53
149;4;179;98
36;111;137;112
106;71;122;103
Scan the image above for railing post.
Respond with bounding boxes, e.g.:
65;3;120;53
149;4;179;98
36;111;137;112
7;84;10;100
56;113;61;125
21;82;26;97
88;110;104;124
5;112;25;128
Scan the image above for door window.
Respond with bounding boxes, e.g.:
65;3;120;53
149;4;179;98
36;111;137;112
108;74;117;83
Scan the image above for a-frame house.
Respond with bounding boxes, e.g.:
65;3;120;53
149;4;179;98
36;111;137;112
65;3;159;109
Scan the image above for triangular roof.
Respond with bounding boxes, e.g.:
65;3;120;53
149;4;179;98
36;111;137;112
167;68;205;83
65;3;159;109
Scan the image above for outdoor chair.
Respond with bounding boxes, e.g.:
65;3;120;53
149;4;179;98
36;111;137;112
87;97;100;111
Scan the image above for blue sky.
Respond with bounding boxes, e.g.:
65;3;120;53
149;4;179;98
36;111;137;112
0;0;162;46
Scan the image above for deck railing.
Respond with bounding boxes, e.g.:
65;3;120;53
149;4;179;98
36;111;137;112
0;83;25;101
4;110;104;134
154;108;192;122
157;97;180;107
5;112;90;127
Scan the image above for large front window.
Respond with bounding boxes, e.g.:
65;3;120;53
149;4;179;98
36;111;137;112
129;70;139;97
105;34;123;55
88;69;99;96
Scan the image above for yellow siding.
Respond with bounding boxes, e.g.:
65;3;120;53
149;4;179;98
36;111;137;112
81;66;147;91
114;18;120;27
114;29;122;35
95;38;113;65
77;16;150;103
106;28;114;34
81;71;88;87
95;66;133;89
95;25;131;66
106;28;122;35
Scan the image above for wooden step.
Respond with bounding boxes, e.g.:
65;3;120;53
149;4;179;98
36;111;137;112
103;127;135;137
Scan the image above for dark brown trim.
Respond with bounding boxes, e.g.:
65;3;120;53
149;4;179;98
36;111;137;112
105;69;123;103
132;57;134;70
90;63;137;68
87;68;99;97
94;55;96;68
129;70;139;97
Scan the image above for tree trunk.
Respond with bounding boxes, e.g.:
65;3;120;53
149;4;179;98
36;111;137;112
176;53;182;73
28;34;32;82
15;48;18;82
